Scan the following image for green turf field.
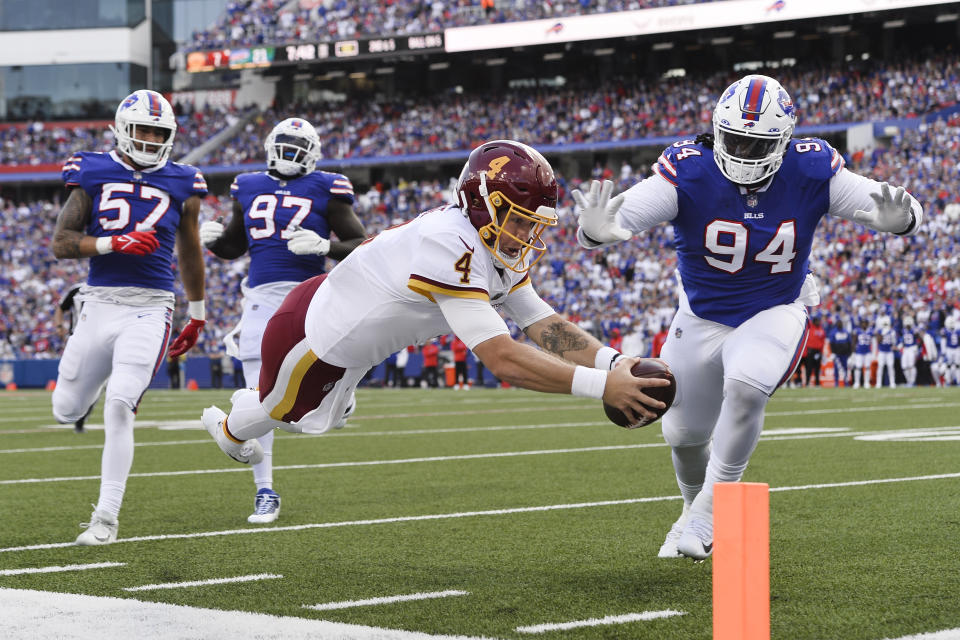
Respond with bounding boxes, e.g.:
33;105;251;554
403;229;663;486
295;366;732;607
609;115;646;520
2;386;960;639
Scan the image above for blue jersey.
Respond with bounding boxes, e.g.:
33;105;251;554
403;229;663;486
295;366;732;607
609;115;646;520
62;151;207;292
854;330;874;354
231;171;355;287
654;136;844;326
900;331;917;348
945;329;960;349
878;329;896;352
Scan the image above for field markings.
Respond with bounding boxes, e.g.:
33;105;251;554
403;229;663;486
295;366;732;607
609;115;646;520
4;399;960;434
4;470;960;554
9;425;960;486
304;590;469;611
515;610;686;633
123;573;283;592
884;629;960;640
0;587;492;640
0;562;125;576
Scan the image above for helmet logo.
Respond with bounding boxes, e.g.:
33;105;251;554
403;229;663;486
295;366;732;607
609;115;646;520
484;155;510;179
742;121;756;128
120;94;139;110
777;89;795;118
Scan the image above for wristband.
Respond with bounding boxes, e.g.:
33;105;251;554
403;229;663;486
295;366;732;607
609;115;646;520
95;236;113;255
894;209;917;236
571;365;608;399
188;300;206;321
594;346;623;371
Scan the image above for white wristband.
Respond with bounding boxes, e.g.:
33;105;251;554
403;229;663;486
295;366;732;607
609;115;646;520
571;365;608;399
95;236;113;255
594;346;623;371
188;300;206;321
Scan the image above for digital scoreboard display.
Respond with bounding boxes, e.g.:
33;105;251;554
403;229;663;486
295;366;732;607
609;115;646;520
186;34;444;73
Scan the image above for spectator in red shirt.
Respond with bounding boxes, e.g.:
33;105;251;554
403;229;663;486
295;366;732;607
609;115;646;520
801;316;827;386
421;341;440;388
451;336;469;389
651;324;669;358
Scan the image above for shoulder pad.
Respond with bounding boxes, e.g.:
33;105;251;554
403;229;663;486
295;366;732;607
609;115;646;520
61;151;89;186
786;137;845;180
653;139;708;186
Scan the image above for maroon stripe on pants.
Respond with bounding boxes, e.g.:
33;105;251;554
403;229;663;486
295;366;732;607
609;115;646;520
258;274;345;423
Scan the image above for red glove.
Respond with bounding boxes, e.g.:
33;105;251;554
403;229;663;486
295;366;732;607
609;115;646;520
112;230;159;256
168;318;205;357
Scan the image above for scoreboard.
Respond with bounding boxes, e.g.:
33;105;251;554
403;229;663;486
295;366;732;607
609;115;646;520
186;34;444;73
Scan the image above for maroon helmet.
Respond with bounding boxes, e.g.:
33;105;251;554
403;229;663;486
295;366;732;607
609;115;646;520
456;140;559;272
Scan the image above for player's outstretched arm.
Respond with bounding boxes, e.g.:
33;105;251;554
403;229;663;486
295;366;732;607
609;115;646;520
204;200;248;259
472;335;667;423
523;312;623;370
830;170;923;236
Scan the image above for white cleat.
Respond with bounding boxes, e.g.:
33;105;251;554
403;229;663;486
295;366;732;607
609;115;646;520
247;488;281;524
657;509;689;558
333;394;356;430
76;508;118;546
677;516;714;560
202;405;264;465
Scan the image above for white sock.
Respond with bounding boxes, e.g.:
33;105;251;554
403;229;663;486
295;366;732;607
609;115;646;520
671;443;711;505
97;399;135;518
253;429;275;491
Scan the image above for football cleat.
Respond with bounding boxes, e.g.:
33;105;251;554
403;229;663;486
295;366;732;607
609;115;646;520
657;508;689;558
247;488;281;524
202;405;264;465
677;516;714;561
333;395;356;430
76;507;118;546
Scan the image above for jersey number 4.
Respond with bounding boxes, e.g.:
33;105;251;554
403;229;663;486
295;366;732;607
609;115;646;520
248;194;312;240
704;219;797;274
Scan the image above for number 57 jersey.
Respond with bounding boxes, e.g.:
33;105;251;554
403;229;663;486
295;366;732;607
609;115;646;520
632;137;845;327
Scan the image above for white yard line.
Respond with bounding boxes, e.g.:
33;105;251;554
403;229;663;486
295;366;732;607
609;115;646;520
883;630;960;640
8;425;957;486
123;573;283;592
0;562;125;576
0;588;493;640
4;471;960;554
305;590;468;611
515;610;686;633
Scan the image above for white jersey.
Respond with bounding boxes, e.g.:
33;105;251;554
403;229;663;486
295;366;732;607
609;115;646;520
304;204;532;368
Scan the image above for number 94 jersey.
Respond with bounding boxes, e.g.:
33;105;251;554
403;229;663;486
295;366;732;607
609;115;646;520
651;137;843;327
231;171;355;287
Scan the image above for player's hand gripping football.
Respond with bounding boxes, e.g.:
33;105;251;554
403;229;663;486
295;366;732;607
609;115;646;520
199;219;224;247
602;356;672;426
168;317;206;358
572;179;632;245
111;230;159;256
853;182;919;235
287;227;331;256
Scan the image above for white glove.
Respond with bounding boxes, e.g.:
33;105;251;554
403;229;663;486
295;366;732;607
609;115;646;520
572;179;632;246
852;182;920;235
199;220;224;247
287;228;331;256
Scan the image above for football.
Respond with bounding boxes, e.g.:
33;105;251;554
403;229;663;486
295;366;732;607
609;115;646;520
603;359;676;429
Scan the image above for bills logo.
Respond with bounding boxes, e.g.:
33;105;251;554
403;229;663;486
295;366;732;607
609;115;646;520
719;83;738;104
120;94;139;110
742;121;756;128
777;89;796;118
290;120;303;129
767;0;785;11
546;22;563;35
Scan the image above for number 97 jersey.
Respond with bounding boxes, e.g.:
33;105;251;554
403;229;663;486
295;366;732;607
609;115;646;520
654;137;844;327
231;170;355;287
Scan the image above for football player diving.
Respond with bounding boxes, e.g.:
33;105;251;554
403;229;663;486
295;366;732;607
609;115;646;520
200;140;671;474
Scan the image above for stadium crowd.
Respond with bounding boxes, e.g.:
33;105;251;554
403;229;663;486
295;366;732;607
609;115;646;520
183;0;722;52
4;54;960;169
2;116;959;386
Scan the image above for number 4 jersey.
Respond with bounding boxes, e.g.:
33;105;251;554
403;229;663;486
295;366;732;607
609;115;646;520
231;170;355;287
618;136;887;327
62;150;207;292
